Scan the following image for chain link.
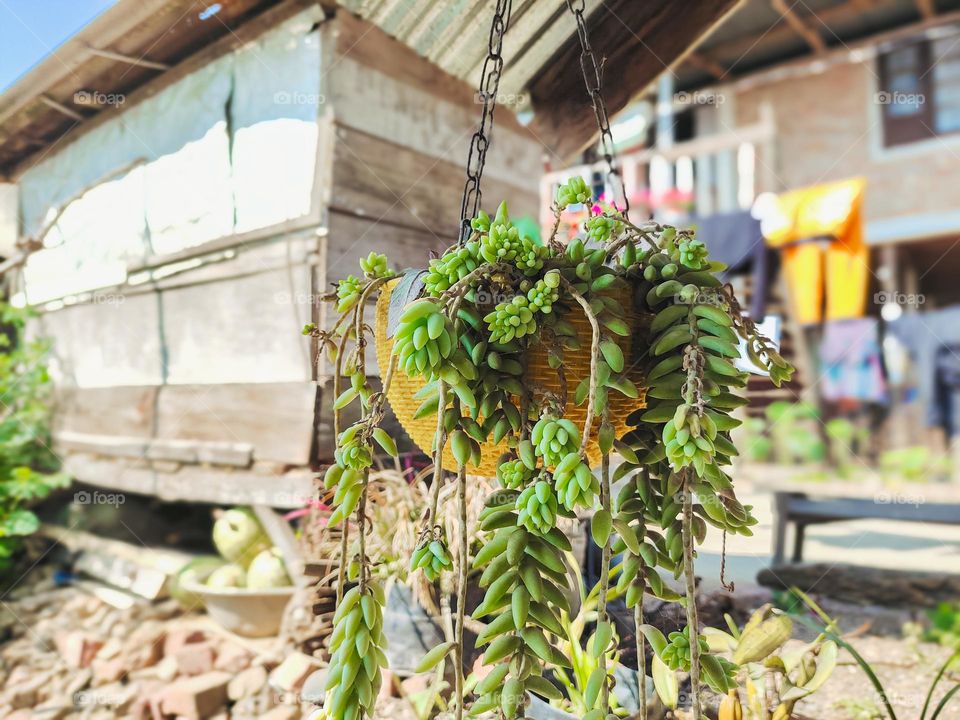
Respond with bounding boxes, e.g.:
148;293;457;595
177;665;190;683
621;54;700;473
458;0;512;245
565;0;630;217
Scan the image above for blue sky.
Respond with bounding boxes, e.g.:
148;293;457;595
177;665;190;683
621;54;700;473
0;0;117;92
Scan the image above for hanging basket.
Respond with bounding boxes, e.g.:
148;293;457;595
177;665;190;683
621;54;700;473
375;277;648;477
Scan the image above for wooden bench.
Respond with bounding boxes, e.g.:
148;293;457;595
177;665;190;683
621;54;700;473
772;488;960;565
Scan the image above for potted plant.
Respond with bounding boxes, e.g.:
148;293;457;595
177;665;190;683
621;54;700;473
305;175;793;720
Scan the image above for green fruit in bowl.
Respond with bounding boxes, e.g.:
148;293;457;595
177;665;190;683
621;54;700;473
171;556;225;608
206;563;247;588
246;548;292;589
212;507;270;567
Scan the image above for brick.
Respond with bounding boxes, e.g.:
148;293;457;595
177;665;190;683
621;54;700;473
123;620;166;670
161;628;205;658
92;656;128;685
228;665;267;701
158;671;230;719
56;632;104;669
174;640;217;676
213;642;254;673
268;652;319;694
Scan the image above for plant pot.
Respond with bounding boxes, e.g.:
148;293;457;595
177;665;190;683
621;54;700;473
381;582;446;676
374;278;648;476
524;665;659;720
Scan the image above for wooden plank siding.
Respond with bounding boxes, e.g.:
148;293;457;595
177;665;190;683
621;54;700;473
54;382;316;466
33;9;544;503
329;125;538;245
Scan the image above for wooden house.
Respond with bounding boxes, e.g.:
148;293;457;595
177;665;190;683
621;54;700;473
0;0;736;507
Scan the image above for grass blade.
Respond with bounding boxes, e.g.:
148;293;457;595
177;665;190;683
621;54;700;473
789;588;898;720
930;683;960;720
922;650;960;720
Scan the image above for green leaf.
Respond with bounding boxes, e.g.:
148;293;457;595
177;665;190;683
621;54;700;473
779;640;837;702
415;641;455;673
638;624;668;656
0;509;40;537
651;654;678;709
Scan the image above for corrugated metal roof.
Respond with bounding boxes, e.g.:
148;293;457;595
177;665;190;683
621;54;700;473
337;0;605;100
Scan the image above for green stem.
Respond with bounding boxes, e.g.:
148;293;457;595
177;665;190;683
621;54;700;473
681;472;701;720
636;591;647;720
454;462;468;720
426;381;448;527
560;278;601;452
598;446;613;711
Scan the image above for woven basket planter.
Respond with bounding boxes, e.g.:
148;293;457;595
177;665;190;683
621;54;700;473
375;278;647;476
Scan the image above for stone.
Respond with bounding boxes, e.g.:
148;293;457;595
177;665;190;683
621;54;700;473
261;706;300;720
299;668;328;704
228;665;268;701
268;652;319;694
158;671;230;719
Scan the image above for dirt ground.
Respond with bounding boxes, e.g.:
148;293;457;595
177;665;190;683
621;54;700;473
1;567;958;719
786;635;959;720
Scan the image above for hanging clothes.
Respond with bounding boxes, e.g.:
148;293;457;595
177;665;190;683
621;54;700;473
819;317;887;404
692;209;770;319
887;306;960;436
763;178;869;325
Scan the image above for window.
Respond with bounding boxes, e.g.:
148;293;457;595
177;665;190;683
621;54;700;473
877;26;960;146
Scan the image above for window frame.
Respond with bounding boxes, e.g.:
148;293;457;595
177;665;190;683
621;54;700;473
876;27;960;148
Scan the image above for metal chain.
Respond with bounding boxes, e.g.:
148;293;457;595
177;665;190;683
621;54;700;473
458;0;512;245
565;0;630;217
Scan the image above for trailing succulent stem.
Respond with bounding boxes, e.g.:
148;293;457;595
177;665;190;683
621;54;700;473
313;180;793;720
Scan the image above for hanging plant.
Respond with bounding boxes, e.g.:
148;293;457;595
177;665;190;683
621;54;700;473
305;174;794;720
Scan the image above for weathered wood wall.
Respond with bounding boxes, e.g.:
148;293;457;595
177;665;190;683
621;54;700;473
34;9;543;504
311;10;543;456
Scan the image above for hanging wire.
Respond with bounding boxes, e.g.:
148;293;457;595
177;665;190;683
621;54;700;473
565;0;630;217
457;0;513;245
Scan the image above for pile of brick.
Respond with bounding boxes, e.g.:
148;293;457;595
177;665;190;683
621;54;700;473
0;568;327;719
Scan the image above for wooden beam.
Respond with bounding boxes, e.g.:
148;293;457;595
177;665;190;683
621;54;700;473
771;0;826;53
685;50;727;79
916;0;936;19
84;45;170;71
8;0;319;179
526;0;741;161
38;95;86;122
706;9;960;95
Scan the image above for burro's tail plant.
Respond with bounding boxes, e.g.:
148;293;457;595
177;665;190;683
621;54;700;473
306;177;794;720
